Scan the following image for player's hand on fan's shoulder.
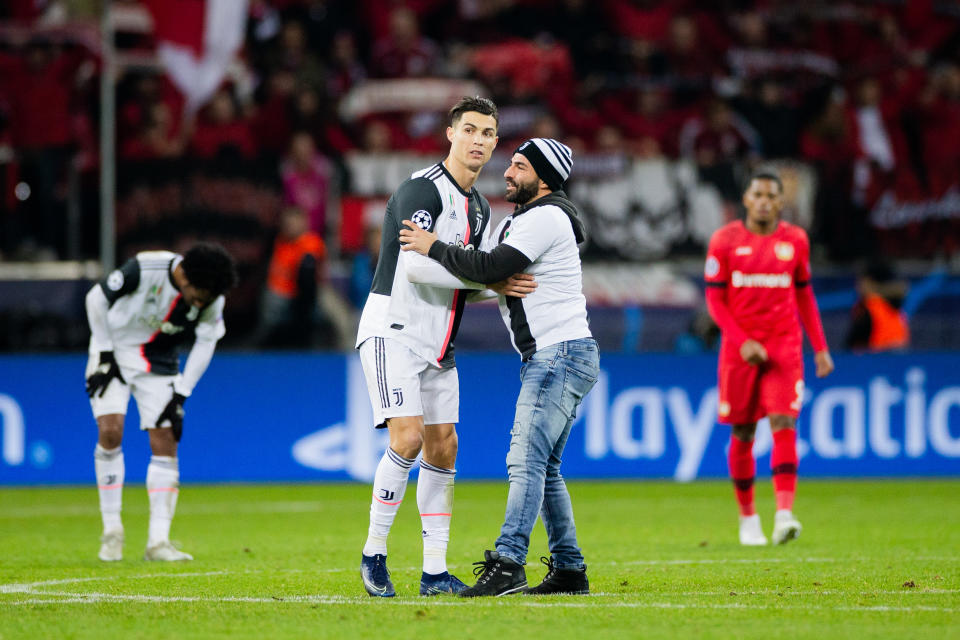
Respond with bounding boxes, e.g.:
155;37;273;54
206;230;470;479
490;273;537;298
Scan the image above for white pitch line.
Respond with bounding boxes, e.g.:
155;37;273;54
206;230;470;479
616;557;839;565
2;571;956;613
617;556;960;565
0;571;228;594
2;593;957;613
2;501;328;519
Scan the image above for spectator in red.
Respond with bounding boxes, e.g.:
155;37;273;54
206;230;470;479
605;0;678;42
120;102;185;160
605;88;686;157
118;72;184;146
289;86;355;157
849;76;914;206
0;39;90;258
661;15;722;82
370;7;441;78
327;31;367;100
0;102;18;258
281;131;333;236
550;83;605;143
470;38;574;99
531;0;619;80
734;78;800;159
252;69;297;159
801;90;867;259
190;88;257;159
360;118;397;153
266;20;326;92
915;64;960;195
679;98;761;202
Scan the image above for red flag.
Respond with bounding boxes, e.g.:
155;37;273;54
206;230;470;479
143;0;248;111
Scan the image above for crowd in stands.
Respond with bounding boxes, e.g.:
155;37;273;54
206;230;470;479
1;1;959;284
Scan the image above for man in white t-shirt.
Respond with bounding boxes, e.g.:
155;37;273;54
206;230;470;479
400;138;599;596
85;243;236;563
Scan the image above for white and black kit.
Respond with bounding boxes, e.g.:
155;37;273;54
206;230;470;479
356;162;493;428
85;250;225;428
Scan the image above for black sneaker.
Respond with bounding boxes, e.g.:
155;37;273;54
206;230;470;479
361;553;395;597
524;556;589;595
458;550;527;597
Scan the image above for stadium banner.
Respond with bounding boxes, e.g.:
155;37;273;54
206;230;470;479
1;352;958;485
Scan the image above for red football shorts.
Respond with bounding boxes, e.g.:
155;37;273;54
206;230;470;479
717;347;804;424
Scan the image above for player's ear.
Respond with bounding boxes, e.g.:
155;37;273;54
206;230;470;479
446;127;454;143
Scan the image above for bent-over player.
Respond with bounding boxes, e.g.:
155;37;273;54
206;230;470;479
86;243;237;561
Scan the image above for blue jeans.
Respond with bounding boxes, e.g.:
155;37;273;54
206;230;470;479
495;338;600;569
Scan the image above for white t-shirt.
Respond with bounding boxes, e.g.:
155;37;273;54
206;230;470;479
489;203;592;359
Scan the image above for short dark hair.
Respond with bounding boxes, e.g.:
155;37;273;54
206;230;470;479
181;243;238;297
745;170;784;194
449;96;498;128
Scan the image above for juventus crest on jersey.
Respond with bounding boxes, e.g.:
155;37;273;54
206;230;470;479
356;162;493;368
92;251;226;375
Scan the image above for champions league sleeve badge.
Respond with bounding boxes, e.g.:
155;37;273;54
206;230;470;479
411;210;433;230
107;270;124;291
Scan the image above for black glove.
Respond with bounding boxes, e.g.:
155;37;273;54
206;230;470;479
85;351;126;398
156;391;187;442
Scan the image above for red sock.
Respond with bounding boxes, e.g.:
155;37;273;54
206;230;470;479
771;429;798;511
728;436;756;516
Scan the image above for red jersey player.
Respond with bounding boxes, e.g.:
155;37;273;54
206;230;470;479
704;172;834;546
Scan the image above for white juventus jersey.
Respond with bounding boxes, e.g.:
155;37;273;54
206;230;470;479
491;203;592;358
87;251;226;376
356;162;493;368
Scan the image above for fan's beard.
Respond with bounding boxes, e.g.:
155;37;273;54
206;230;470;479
506;180;538;204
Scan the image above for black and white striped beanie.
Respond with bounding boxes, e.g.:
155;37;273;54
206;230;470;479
514;138;573;191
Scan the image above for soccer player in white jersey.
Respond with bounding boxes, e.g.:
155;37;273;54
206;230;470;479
355;97;537;597
85;243;237;562
400;138;599;596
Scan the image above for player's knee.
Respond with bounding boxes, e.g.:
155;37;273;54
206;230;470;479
99;430;123;449
731;423;757;441
97;416;124;448
148;427;178;456
424;431;457;468
769;415;795;431
391;430;424;459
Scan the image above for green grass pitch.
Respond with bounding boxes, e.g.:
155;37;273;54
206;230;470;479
1;480;957;639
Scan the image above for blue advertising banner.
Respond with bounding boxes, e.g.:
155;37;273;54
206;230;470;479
1;352;958;485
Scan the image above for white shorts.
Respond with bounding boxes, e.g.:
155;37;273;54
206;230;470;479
86;352;177;430
358;337;459;429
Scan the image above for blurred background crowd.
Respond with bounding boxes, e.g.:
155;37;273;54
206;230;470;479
1;0;959;354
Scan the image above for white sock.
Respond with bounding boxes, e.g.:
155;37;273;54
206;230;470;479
418;461;455;575
94;444;124;534
146;455;179;547
363;448;414;557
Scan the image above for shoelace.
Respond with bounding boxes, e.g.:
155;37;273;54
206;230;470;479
538;556;557;582
472;559;498;584
373;556;390;582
